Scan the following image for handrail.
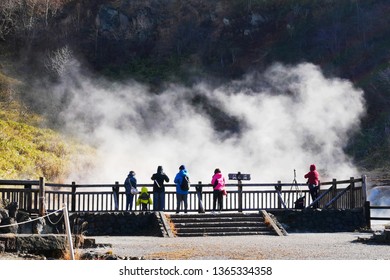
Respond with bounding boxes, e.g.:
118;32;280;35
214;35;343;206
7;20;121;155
324;184;351;208
0;178;363;188
0;177;365;214
364;201;390;228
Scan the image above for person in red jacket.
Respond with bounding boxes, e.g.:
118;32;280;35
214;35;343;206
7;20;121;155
304;164;320;208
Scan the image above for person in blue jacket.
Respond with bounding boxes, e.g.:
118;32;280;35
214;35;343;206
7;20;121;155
174;165;190;214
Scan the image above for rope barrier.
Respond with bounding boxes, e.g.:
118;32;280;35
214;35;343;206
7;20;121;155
43;200;65;225
0;203;75;260
0;207;65;229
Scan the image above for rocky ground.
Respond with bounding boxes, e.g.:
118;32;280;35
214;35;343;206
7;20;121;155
3;229;389;260
1;224;389;261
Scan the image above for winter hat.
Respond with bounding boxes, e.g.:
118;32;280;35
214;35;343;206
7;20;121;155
179;165;185;170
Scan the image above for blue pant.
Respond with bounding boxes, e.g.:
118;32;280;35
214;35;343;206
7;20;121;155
126;194;135;211
153;192;165;211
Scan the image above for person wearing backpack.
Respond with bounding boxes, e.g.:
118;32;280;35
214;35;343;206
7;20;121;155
174;165;190;214
151;166;170;211
136;186;153;212
124;171;138;211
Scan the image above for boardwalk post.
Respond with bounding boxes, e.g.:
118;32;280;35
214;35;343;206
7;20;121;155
196;181;205;213
71;182;76;212
113;181;119;211
24;182;32;214
361;174;368;205
238;174;243;212
350;177;355;209
38;177;46;216
364;201;371;229
276;181;282;209
332;179;337;208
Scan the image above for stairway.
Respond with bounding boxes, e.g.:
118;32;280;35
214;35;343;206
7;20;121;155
167;212;284;237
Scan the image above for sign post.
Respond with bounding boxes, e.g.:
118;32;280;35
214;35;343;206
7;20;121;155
228;172;251;212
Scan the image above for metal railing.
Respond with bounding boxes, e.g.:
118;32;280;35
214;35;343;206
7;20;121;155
0;176;366;214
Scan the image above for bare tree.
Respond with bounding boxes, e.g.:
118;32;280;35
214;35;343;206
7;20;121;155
0;0;21;40
44;45;74;76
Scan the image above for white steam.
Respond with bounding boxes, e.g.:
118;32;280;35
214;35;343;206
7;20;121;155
51;62;365;184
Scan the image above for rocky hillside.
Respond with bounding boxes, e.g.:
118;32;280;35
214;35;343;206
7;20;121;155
1;0;390;179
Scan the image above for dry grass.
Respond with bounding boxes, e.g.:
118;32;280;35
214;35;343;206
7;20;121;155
164;214;177;236
61;248;82;260
61;234;86;260
145;243;267;260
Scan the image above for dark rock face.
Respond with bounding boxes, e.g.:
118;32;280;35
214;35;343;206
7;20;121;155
70;212;164;236
6;202;18;219
0;206;17;234
270;208;366;233
16;234;67;258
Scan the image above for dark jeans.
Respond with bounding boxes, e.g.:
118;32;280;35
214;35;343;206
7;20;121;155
213;190;223;211
153;192;165;211
126;194;135;211
308;184;319;208
140;203;148;211
176;193;188;213
112;192;119;211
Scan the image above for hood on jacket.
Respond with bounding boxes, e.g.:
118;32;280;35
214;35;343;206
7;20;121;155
140;186;149;193
310;164;316;171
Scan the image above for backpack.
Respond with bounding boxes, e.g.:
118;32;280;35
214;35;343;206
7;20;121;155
180;175;190;191
294;196;305;209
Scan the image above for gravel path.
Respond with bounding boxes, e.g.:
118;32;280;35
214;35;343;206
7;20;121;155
82;230;389;260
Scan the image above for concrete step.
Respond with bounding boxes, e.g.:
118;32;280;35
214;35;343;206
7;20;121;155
169;213;263;218
176;231;276;237
177;226;271;234
167;212;279;237
173;221;269;229
170;216;264;223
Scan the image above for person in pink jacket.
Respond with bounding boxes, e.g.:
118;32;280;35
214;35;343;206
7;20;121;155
304;164;320;208
211;168;226;214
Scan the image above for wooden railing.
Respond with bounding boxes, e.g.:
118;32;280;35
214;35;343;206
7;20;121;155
0;176;367;214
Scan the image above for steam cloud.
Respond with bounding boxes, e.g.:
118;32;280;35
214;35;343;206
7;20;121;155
48;62;365;184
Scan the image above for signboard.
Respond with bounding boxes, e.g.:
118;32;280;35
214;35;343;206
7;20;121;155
228;173;251;181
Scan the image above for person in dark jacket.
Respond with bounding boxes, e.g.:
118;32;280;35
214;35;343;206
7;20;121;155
304;164;320;208
124;171;137;211
151;166;170;211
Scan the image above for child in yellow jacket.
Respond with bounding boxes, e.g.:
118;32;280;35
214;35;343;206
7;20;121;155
136;187;153;211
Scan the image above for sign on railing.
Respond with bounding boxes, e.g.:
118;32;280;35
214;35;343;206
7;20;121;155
228;172;251;181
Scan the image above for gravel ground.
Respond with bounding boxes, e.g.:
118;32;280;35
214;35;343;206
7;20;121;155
1;225;388;260
81;229;389;260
